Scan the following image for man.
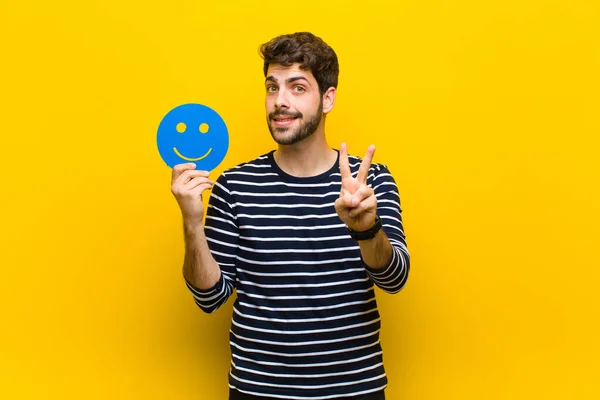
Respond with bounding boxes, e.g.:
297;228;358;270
170;32;410;400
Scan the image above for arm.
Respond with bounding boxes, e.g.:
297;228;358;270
357;229;393;271
361;163;410;293
335;144;410;294
171;164;238;313
182;219;221;290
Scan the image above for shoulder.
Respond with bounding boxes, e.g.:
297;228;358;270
222;152;272;175
347;154;394;180
213;151;275;188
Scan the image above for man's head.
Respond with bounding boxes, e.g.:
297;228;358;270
259;32;339;146
260;32;339;96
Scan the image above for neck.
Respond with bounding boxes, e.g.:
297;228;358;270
273;128;337;178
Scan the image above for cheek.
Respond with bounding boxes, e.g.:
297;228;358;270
302;97;320;115
265;97;275;111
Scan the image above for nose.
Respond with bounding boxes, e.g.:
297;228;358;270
274;89;290;110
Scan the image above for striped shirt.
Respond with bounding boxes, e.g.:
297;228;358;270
185;150;410;399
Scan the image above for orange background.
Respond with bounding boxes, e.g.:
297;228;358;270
1;0;599;398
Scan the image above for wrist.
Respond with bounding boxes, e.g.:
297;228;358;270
183;217;205;239
346;215;382;241
183;213;205;227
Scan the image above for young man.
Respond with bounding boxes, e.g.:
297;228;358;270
170;32;410;400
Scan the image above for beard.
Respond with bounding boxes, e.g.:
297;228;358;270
267;99;323;146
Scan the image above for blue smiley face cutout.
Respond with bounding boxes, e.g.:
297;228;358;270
157;103;229;171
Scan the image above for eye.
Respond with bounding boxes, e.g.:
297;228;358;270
266;85;278;93
199;123;209;134
176;122;186;133
293;86;306;93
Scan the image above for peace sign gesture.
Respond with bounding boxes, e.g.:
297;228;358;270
334;143;378;232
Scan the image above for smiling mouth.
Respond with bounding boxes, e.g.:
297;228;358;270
272;117;299;128
173;147;213;161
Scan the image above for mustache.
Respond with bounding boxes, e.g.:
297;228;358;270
269;110;302;119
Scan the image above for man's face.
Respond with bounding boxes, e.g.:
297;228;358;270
265;63;323;145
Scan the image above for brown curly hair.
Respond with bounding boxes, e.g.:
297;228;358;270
259;32;339;96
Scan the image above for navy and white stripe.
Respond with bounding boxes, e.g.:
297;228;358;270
186;150;410;399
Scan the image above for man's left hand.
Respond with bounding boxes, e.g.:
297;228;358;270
334;143;378;232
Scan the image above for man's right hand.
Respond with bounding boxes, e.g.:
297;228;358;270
170;163;214;224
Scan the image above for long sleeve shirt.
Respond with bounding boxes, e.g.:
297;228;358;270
185;150;410;399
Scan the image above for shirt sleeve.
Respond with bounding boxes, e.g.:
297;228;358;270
185;172;239;313
363;163;411;294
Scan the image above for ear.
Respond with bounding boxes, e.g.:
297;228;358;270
322;87;337;114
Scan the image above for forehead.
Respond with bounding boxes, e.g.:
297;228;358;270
266;63;317;83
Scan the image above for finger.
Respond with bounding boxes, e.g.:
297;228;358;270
173;180;213;199
340;188;354;205
350;185;374;207
348;196;377;218
182;176;214;191
356;145;376;183
339;142;352;181
188;183;214;197
335;189;354;211
334;199;352;221
339;187;350;198
172;163;197;183
173;169;210;187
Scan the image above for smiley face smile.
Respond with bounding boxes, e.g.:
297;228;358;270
173;147;213;161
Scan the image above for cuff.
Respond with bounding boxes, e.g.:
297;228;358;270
362;248;396;277
184;272;224;296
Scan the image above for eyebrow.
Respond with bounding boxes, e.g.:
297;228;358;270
265;75;312;86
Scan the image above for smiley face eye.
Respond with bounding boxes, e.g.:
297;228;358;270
199;123;209;134
176;122;186;133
